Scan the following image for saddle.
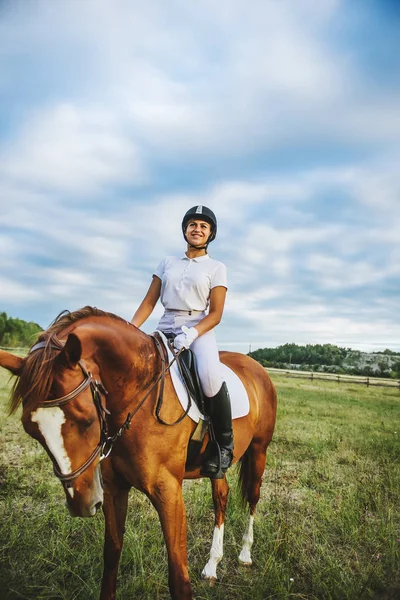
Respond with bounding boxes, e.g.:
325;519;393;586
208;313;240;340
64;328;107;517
163;333;205;415
177;349;205;415
161;333;208;468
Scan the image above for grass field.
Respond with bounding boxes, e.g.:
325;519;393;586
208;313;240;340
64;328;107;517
1;366;399;599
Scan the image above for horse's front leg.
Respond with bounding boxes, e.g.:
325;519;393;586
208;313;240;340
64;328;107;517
148;475;193;600
100;462;130;600
202;476;229;582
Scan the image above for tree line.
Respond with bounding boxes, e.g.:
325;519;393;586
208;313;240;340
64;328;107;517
1;313;399;379
0;312;43;348
249;343;400;379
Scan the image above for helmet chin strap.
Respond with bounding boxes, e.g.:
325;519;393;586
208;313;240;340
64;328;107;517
187;241;208;250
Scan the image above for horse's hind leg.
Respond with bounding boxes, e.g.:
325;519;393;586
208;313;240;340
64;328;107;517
201;477;229;581
238;441;268;566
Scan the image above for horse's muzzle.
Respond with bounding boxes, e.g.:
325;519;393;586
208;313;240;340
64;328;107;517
66;497;103;518
64;464;104;518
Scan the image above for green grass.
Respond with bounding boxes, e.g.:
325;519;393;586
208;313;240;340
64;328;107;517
1;368;399;599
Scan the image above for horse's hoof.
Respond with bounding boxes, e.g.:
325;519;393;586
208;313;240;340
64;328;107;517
200;572;217;587
238;556;253;567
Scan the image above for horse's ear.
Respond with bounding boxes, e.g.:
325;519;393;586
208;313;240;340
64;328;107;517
57;333;82;368
0;349;23;375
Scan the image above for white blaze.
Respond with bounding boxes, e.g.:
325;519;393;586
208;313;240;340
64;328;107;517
239;515;254;565
31;407;74;498
201;524;224;580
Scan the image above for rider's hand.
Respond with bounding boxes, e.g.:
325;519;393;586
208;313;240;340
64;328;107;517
174;326;199;350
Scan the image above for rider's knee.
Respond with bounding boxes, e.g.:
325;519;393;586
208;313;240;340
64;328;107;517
199;371;223;398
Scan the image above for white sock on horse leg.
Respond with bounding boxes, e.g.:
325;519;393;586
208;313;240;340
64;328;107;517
238;514;254;565
201;524;224;580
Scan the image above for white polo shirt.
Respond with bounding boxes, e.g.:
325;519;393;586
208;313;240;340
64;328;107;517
153;254;227;311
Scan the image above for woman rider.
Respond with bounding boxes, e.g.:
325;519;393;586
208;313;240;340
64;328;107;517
131;205;233;478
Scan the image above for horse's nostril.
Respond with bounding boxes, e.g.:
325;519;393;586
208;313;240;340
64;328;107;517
95;501;103;512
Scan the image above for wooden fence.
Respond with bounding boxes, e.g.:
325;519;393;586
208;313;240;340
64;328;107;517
0;346;28;352
267;367;400;389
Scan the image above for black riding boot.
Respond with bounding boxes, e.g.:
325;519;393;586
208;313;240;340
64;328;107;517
201;382;234;479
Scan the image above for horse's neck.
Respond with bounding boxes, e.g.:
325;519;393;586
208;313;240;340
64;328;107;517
90;323;159;393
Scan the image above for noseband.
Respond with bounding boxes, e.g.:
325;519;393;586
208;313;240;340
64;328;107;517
29;342;110;489
28;334;189;489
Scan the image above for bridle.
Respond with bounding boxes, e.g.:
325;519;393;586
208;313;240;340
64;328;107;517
29;341;111;489
28;334;190;489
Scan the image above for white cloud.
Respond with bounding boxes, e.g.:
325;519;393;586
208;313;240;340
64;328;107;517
4;0;393;160
0;235;19;269
0;0;399;353
221;296;400;352
45;269;94;298
305;254;392;290
0;104;145;195
350;161;400;214
0;277;41;303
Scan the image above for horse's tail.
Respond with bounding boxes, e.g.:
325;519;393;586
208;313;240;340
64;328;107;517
237;445;253;507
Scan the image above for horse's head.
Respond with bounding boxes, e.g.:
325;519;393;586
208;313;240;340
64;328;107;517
5;333;105;518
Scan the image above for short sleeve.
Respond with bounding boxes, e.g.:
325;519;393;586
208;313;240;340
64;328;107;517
153;259;165;281
211;262;228;289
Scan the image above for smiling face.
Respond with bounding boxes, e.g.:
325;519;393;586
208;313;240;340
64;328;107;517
185;219;212;247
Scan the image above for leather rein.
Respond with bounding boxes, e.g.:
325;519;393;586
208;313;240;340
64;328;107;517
28;333;190;488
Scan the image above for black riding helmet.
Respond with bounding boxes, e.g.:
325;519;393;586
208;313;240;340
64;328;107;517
182;206;217;248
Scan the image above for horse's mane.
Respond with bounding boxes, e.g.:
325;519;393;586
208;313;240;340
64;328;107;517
10;306;126;417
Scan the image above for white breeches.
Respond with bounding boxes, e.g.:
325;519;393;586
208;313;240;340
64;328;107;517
157;310;224;397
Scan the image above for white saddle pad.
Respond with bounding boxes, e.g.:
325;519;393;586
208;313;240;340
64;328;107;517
156;331;250;423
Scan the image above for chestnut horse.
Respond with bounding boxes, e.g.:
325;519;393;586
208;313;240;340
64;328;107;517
1;307;277;600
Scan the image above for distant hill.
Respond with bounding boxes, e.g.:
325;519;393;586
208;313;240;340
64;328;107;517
249;343;400;379
0;312;43;348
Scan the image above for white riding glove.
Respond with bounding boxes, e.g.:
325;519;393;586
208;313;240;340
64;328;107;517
174;326;199;350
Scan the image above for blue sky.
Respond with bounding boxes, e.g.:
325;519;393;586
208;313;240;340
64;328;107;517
1;0;399;353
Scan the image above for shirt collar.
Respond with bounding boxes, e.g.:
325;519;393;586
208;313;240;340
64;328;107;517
181;254;210;262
